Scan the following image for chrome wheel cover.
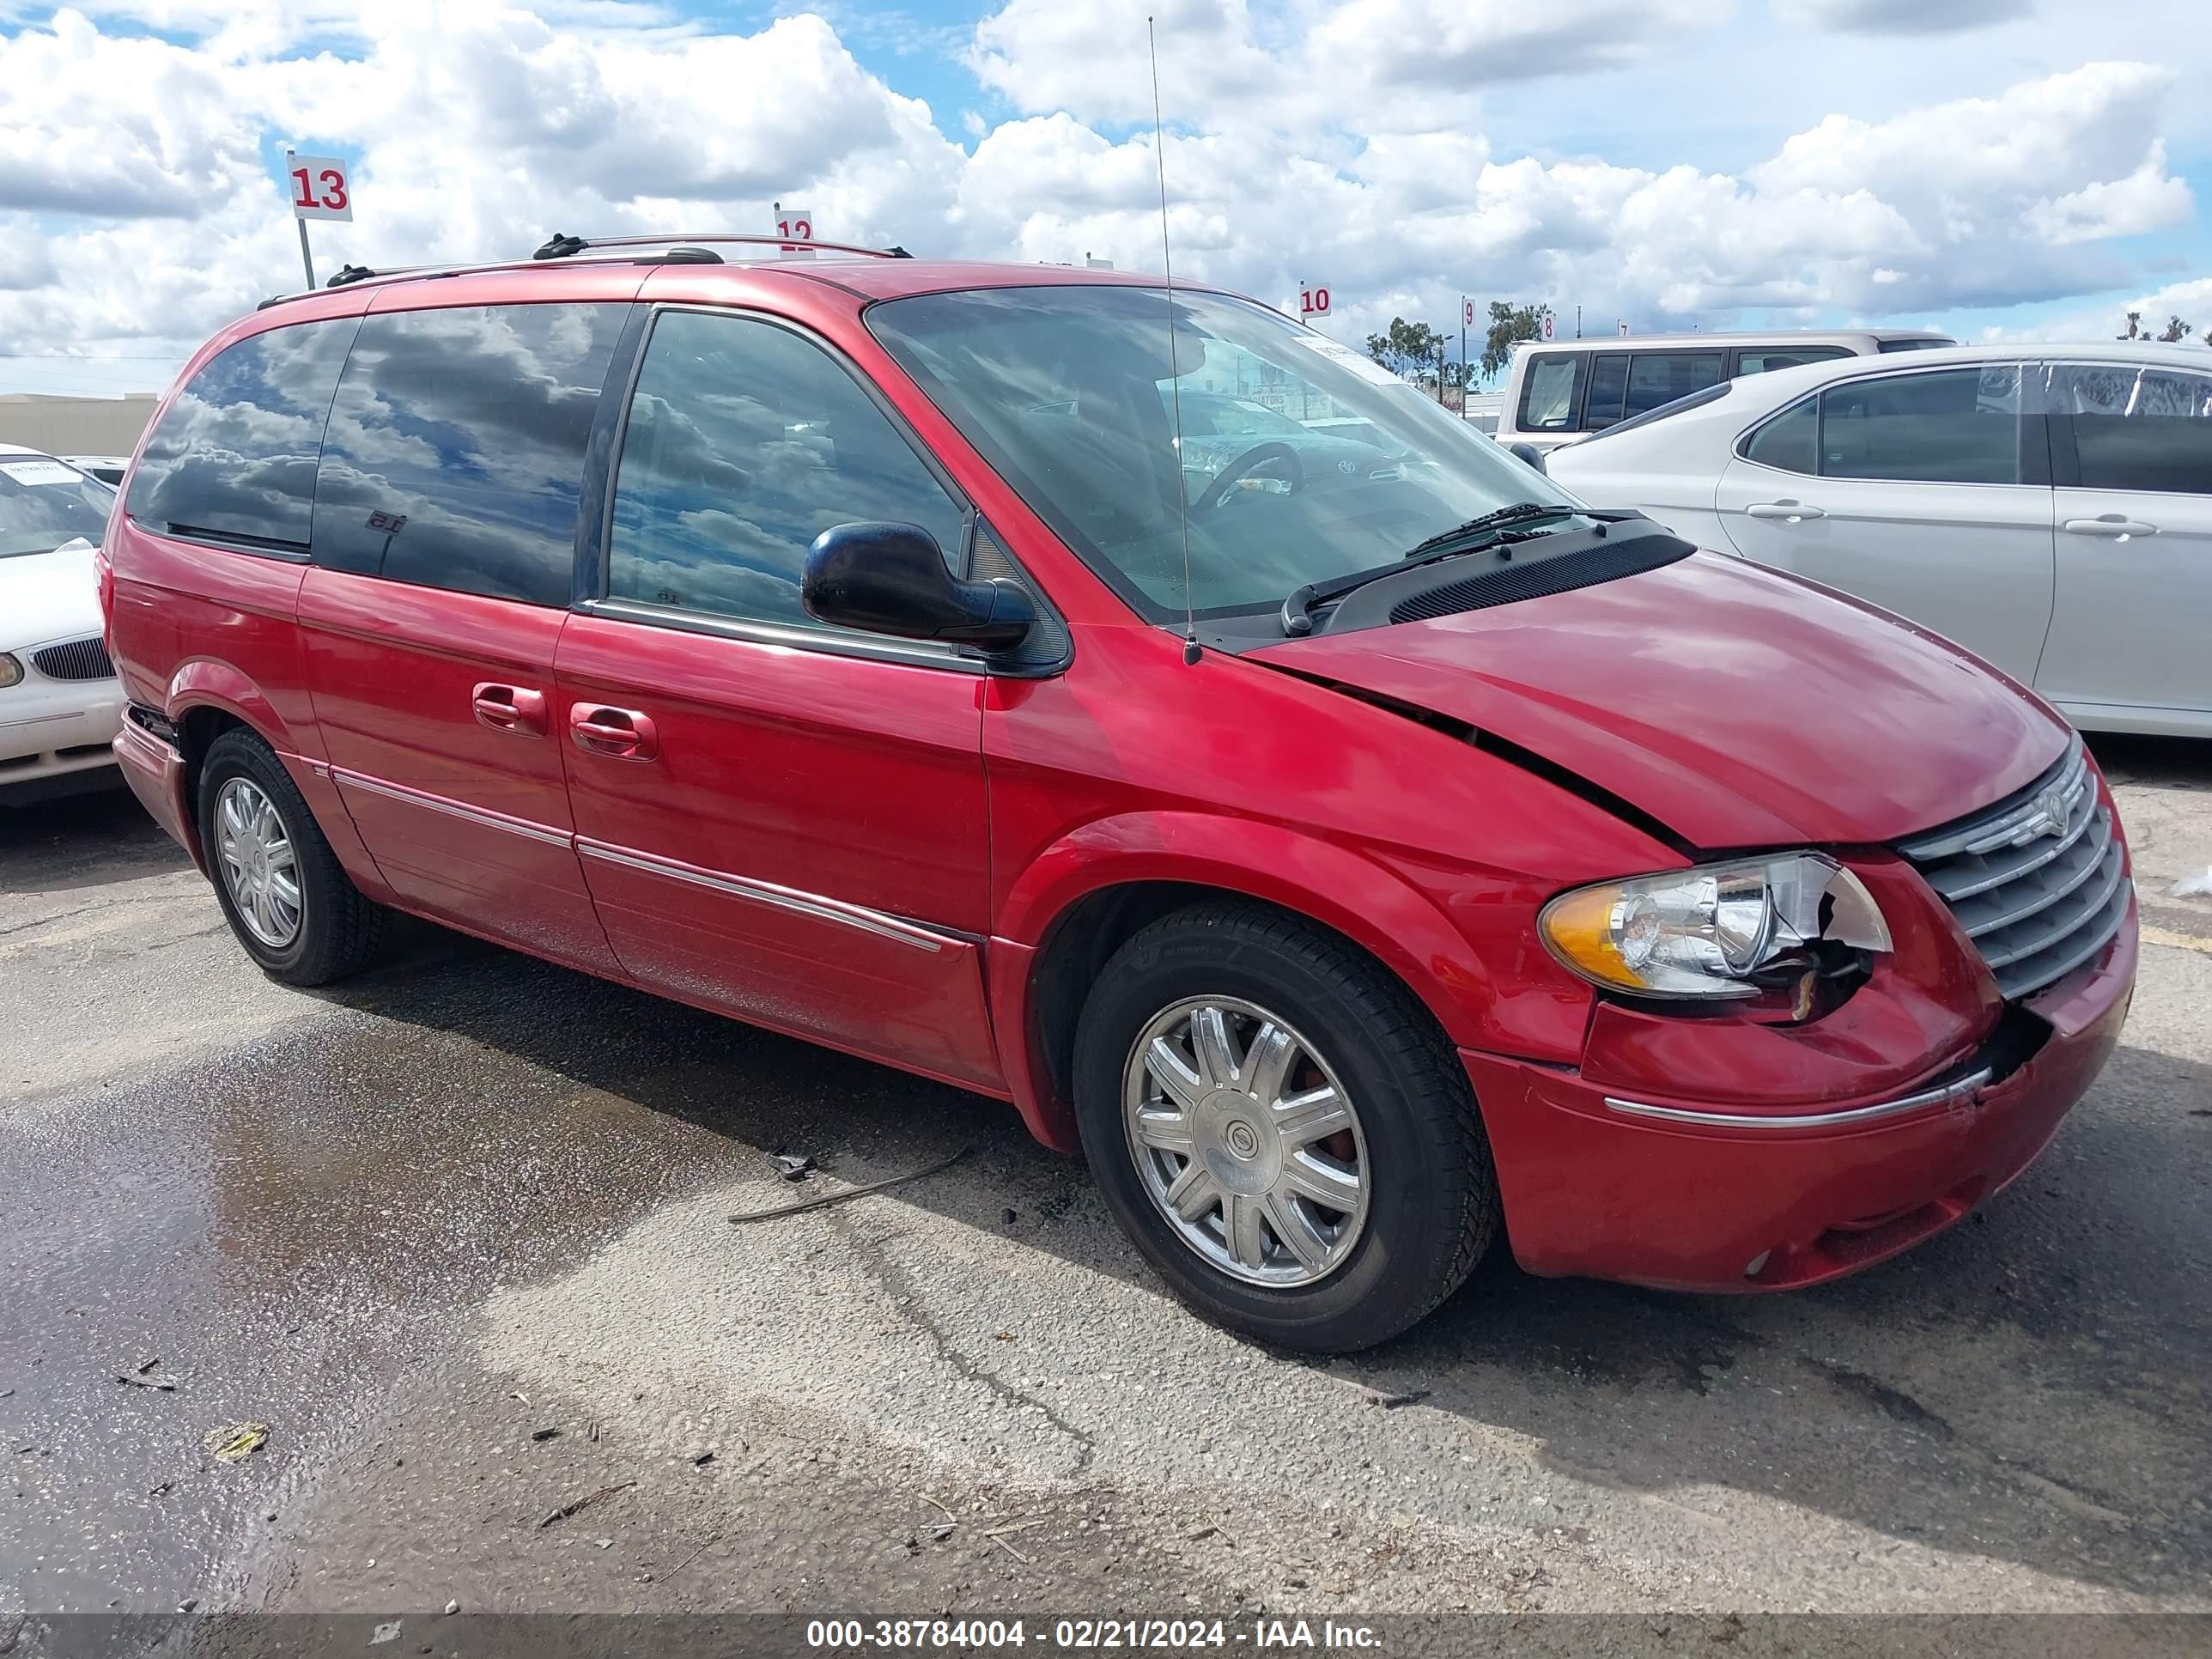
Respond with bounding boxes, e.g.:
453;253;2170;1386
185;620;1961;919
1122;996;1370;1287
214;777;302;949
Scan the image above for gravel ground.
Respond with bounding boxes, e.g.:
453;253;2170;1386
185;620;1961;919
3;736;2209;1652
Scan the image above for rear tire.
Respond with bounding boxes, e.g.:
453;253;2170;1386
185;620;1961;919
1073;900;1498;1352
198;728;387;986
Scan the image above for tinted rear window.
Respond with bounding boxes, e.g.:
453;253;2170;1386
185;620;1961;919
311;303;626;605
1876;338;1958;352
125;319;357;550
2051;364;2212;494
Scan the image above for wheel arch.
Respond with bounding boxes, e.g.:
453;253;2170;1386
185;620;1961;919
992;814;1494;1152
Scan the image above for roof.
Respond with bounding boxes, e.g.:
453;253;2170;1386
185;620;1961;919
0;441;57;458
258;246;1191;314
1519;326;1955;351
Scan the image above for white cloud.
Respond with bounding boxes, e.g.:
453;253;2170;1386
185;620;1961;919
1777;0;2031;34
2025;143;2194;246
0;4;2198;398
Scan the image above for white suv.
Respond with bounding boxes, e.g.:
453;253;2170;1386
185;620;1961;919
1495;328;1955;456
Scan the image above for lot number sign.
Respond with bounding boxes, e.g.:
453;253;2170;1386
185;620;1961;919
286;154;353;222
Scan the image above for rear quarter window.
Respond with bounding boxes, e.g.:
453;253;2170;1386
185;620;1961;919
1518;355;1583;431
125;319;358;551
310;303;627;605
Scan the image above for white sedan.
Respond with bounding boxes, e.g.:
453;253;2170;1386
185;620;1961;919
1545;343;2212;738
1;445;126;803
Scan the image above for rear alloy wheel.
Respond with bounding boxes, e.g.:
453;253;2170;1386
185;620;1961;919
213;776;302;950
1074;900;1498;1352
197;727;388;987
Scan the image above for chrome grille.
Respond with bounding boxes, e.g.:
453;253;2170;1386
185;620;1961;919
1898;741;2130;1001
30;635;115;682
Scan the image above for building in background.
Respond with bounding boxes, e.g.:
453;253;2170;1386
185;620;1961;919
0;393;159;459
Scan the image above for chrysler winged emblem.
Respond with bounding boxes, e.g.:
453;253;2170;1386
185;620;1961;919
2015;785;2072;845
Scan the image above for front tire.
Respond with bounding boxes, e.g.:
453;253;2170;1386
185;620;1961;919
1073;901;1498;1352
198;728;387;986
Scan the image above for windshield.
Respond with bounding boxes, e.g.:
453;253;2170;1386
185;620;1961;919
868;285;1580;620
0;455;112;558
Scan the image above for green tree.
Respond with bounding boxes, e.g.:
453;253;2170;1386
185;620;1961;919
1363;317;1447;381
2157;314;2193;343
1479;301;1553;383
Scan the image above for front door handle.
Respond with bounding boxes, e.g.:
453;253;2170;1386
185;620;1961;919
568;702;659;761
471;683;549;736
1746;501;1826;522
2063;515;2158;538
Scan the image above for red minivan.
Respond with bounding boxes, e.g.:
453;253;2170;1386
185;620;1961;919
100;238;2136;1351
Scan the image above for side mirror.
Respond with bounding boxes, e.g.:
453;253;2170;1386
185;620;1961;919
1507;442;1547;474
802;521;1036;653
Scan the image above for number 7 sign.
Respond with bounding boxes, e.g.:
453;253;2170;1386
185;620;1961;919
285;152;353;222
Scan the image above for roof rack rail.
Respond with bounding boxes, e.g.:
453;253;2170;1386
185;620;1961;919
532;231;913;260
250;230;915;312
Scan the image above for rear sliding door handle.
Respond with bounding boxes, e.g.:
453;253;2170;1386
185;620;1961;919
2062;516;2158;538
1746;501;1826;521
471;683;549;736
568;702;659;762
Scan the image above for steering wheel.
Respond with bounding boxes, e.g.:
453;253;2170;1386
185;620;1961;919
1190;441;1306;513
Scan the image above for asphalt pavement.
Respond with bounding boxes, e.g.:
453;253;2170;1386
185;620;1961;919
3;738;2209;1650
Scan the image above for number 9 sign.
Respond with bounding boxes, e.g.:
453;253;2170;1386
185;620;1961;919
284;152;352;222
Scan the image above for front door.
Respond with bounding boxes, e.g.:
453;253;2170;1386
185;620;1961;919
298;295;635;974
2037;360;2212;724
1717;362;2057;681
556;305;1003;1091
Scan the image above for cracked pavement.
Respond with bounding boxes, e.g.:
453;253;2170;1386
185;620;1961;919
3;737;2209;1644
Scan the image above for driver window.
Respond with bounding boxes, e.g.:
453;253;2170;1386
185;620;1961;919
606;311;966;629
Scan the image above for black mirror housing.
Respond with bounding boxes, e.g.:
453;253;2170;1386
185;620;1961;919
802;521;1036;653
1506;441;1547;474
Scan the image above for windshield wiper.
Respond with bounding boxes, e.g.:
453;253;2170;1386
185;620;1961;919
1279;503;1579;636
1399;501;1571;560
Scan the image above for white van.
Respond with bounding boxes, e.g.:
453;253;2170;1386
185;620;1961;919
1495;329;1955;454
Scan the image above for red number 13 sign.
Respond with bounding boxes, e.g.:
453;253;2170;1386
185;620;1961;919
285;152;353;222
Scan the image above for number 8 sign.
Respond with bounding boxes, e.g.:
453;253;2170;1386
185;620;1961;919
284;152;352;222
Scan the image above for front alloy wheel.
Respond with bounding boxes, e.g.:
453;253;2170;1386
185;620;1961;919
1124;997;1369;1285
1073;900;1500;1352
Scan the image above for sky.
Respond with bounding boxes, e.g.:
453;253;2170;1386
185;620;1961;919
0;0;2206;399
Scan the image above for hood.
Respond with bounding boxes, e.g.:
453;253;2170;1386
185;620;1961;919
1249;550;2069;848
2;540;102;650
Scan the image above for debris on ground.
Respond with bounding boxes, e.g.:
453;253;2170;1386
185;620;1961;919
135;1358;162;1375
690;1449;716;1468
771;1152;815;1182
532;1427;560;1442
1001;1207;1018;1224
729;1146;973;1226
443;1601;459;1616
2173;868;2212;898
537;1480;635;1528
1370;1388;1431;1410
369;1620;401;1644
203;1423;269;1462
115;1372;177;1392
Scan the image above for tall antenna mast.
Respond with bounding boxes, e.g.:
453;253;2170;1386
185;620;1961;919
1147;15;1200;667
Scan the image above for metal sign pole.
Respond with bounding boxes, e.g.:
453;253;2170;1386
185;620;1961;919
296;218;316;291
1460;298;1468;418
